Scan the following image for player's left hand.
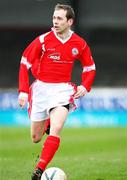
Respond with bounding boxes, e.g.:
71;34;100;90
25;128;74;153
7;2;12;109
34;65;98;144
74;85;87;99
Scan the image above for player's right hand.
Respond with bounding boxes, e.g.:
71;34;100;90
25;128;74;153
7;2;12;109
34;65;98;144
18;92;28;109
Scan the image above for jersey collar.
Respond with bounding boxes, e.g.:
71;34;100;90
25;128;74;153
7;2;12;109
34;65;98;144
52;27;73;44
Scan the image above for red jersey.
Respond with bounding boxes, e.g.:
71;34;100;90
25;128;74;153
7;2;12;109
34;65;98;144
19;29;96;94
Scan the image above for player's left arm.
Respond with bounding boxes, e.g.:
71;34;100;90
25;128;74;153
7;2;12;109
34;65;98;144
74;43;96;99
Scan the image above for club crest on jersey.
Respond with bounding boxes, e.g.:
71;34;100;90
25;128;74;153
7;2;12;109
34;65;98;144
48;53;60;61
72;48;78;56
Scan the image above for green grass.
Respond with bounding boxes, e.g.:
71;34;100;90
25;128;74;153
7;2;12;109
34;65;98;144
0;127;127;180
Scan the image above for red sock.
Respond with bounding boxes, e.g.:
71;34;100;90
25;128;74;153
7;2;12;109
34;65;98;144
36;135;60;170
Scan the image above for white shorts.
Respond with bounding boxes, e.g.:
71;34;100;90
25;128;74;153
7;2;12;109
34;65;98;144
28;80;77;122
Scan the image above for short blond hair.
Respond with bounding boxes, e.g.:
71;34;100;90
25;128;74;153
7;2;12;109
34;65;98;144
54;4;75;20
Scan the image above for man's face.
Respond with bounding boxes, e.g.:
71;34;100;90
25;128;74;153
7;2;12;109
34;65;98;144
53;9;73;34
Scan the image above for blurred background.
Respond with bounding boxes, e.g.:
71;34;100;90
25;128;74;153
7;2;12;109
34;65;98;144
0;0;127;127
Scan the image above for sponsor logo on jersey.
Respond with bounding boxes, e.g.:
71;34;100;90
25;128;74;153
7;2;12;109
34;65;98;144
72;48;79;56
48;53;60;61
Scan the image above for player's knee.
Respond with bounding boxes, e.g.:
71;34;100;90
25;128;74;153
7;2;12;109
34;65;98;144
52;124;62;135
56;124;62;132
32;134;42;143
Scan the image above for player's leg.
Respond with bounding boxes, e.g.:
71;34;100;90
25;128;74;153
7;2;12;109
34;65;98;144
32;106;69;180
31;118;50;143
49;105;69;136
31;120;46;143
36;106;68;169
31;119;49;180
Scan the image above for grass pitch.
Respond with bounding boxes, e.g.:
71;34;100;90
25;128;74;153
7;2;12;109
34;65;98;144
0;127;127;180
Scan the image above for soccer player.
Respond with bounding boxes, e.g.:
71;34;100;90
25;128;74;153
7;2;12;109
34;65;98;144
18;4;96;180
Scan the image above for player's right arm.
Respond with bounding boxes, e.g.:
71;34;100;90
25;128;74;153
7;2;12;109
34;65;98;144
18;37;42;108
